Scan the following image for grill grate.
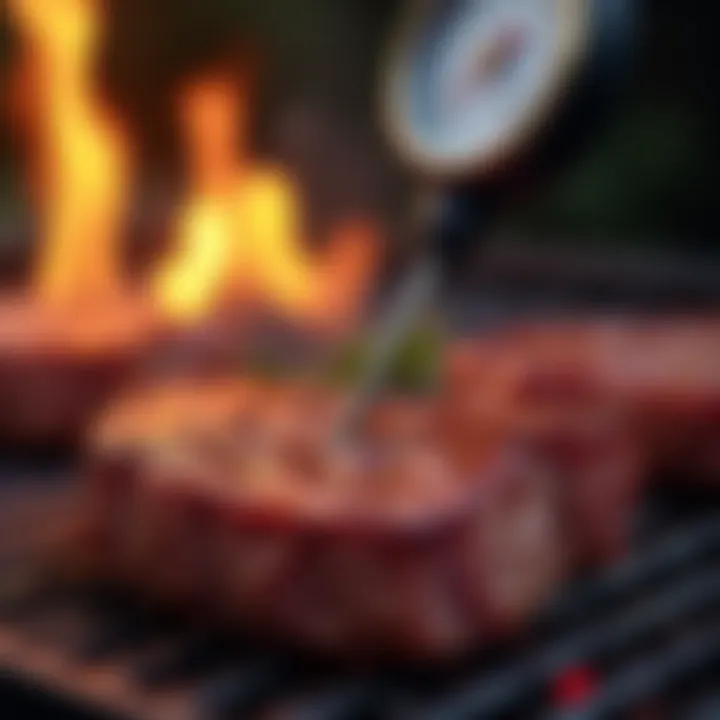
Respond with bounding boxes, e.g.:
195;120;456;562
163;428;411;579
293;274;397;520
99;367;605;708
3;467;720;720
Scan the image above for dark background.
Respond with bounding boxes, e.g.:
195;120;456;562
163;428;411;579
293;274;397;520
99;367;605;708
0;0;718;254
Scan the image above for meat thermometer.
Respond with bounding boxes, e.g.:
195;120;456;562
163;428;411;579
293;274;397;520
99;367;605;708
341;0;637;430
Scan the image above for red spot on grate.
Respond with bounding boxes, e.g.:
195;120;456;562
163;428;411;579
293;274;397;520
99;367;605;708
553;665;599;709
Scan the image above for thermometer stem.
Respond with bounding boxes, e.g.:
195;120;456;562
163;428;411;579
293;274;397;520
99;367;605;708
338;254;441;437
338;188;491;438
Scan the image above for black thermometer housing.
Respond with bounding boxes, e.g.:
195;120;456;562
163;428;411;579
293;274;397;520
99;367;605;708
384;0;637;192
339;0;638;433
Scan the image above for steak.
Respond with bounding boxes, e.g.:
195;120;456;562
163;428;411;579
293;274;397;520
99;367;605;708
0;295;158;447
81;378;568;658
444;336;647;565
499;318;720;483
77;318;720;657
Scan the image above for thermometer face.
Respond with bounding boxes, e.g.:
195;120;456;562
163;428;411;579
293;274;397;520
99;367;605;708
385;0;590;180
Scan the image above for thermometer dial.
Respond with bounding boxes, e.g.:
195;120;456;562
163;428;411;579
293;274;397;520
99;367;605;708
384;0;594;180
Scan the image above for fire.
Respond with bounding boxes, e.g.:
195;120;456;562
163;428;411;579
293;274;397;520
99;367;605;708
152;74;378;329
9;0;131;310
9;1;377;333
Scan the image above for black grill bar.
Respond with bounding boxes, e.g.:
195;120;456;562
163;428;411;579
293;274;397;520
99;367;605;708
539;515;720;630
552;624;720;720
194;661;286;718
686;693;720;720
72;606;170;663
279;678;382;720
544;570;720;668
5;461;720;719
130;632;234;688
419;524;720;720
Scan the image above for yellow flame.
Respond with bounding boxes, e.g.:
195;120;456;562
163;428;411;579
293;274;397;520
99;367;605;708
9;0;130;309
152;75;378;329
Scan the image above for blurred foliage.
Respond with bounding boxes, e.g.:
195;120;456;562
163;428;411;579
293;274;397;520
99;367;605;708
240;319;442;392
507;0;719;249
326;320;442;392
509;101;713;243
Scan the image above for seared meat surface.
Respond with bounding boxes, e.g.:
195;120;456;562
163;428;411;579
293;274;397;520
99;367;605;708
0;295;158;446
84;377;567;657
79;318;720;657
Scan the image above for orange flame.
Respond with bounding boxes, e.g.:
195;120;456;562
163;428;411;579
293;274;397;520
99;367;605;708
152;74;378;329
9;0;130;309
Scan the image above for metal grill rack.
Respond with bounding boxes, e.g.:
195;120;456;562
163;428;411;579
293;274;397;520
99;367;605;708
2;251;720;719
3;463;720;720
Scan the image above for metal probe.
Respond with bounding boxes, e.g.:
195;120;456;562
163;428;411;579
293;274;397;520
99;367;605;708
338;0;636;436
339;189;489;435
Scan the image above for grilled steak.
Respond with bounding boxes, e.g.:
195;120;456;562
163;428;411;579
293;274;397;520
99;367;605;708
0;295;158;447
82;378;568;658
444;336;647;565
497;319;720;483
78;318;720;657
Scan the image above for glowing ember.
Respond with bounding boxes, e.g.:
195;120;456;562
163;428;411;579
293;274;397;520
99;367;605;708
9;0;131;310
152;74;378;329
